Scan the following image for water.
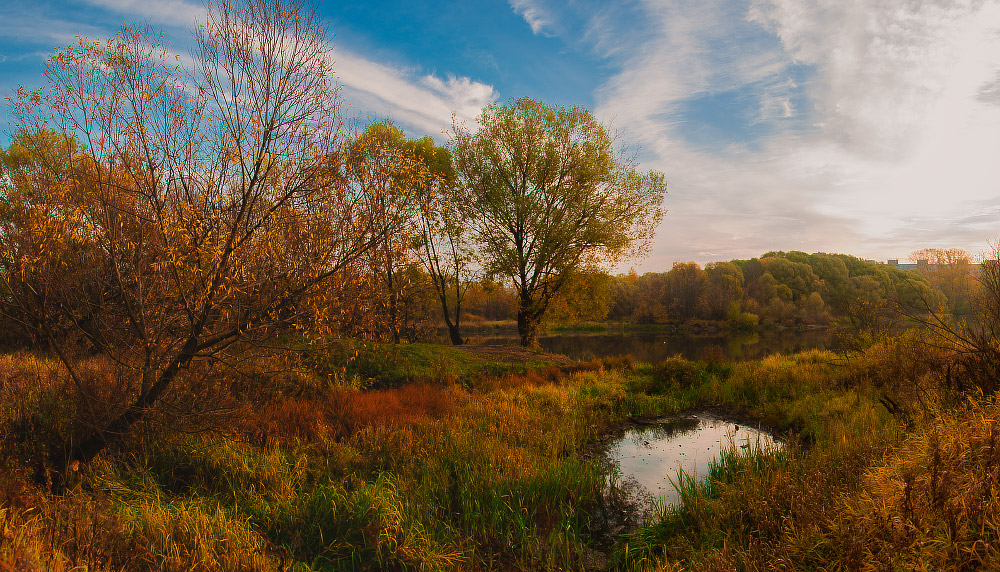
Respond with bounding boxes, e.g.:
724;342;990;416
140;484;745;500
605;414;781;510
473;328;835;363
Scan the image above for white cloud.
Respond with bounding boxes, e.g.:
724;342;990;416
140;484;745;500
749;0;1000;160
79;0;206;28
752;0;1000;230
63;0;498;141
508;0;553;35
980;71;1000;105
332;48;497;139
2;1;497;158
420;75;498;126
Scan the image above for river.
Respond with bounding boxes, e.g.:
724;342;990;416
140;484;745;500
469;327;838;363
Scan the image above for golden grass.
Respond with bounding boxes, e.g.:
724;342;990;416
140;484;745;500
836;393;1000;569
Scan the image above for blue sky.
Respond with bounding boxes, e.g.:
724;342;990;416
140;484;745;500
2;0;999;271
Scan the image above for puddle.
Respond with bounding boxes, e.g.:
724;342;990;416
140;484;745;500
605;413;781;510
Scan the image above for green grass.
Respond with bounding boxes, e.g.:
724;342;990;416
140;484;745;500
550;323;610;333
303;338;551;389
0;348;677;570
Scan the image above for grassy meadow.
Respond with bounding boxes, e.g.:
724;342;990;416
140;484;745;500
0;333;997;571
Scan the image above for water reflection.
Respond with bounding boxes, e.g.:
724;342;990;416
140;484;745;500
474;328;835;362
606;414;780;510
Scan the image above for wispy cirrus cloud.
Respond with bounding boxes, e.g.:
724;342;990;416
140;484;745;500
333;48;497;137
48;0;500;140
979;72;1000;105
508;0;553;35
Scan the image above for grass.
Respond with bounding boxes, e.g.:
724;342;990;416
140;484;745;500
302;338;554;389
611;333;1000;571
550;323;610;333
612;395;1000;571
1;330;997;570
0;347;676;570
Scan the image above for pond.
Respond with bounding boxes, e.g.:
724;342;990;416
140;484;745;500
605;414;781;511
472;327;837;363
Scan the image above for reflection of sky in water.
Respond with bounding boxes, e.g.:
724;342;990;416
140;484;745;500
606;415;779;508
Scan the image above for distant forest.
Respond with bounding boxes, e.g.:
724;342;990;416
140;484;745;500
361;248;977;339
604;249;972;330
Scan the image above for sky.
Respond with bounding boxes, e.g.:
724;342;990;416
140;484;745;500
1;0;999;272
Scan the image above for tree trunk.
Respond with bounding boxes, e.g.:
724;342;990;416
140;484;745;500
437;280;463;345
517;298;540;348
65;344;195;469
446;322;463;345
387;266;400;344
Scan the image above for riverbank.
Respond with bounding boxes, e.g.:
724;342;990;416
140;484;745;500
1;333;996;570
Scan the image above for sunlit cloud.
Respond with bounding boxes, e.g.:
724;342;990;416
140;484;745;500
15;0;500;143
5;0;997;268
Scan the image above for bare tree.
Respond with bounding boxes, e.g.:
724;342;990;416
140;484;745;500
405;136;471;345
899;242;1000;394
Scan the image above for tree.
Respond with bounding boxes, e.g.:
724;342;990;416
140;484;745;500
1;0;393;475
909;248;975;316
703;261;744;320
405;136;472;345
344;122;424;343
541;269;614;326
0;129;81;347
664;262;708;320
452;98;666;347
900;243;1000;393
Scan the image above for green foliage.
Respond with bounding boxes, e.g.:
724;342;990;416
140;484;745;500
4;323;1000;571
608;251;943;332
305;339;542;388
541;269;615;326
726;301;759;331
452;97;666;347
650;357;703;393
403;136;455;183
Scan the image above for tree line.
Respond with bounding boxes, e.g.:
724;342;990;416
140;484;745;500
2;0;979;478
607;250;955;331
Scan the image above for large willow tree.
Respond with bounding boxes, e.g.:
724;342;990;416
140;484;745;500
452;98;666;347
0;0;399;474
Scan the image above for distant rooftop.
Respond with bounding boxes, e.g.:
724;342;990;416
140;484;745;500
885;259;983;273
